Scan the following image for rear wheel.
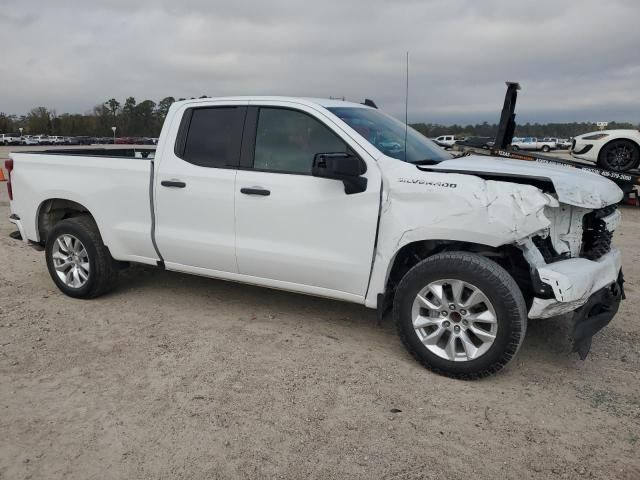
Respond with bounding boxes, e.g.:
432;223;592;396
511;145;519;151
597;139;640;172
45;216;117;299
394;252;527;379
541;145;550;152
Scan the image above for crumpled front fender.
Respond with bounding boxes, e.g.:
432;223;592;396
364;163;558;307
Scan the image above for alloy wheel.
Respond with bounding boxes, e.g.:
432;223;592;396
411;279;498;362
52;234;90;288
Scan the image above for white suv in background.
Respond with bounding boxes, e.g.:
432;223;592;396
1;133;23;145
433;135;462;148
22;135;40;145
32;135;50;145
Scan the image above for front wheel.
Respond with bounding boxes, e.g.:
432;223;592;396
541;145;550;152
394;252;527;379
45;216;117;299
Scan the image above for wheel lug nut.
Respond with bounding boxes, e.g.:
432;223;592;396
441;311;448;317
462;319;468;326
443;321;450;328
460;309;467;315
454;325;460;333
449;304;456;310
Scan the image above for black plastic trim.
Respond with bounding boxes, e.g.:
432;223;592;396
573;144;593;155
20;148;155;160
240;188;270;196
161;180;186;188
174;108;193;158
149;160;164;263
239;107;258;169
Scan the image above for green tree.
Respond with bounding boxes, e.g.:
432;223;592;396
156;97;175;120
121;97;137;135
27;107;52;134
105;98;121;125
133;100;156;136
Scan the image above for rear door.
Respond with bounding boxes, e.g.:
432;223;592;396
234;102;381;298
154;101;248;273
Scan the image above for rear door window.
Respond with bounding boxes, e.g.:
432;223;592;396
176;106;246;168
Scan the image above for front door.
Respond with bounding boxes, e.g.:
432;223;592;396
234;104;381;297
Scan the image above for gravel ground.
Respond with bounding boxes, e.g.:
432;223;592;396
0;178;639;479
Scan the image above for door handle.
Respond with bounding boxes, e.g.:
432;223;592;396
240;187;270;196
161;180;186;188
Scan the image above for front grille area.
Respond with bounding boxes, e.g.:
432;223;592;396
581;205;616;260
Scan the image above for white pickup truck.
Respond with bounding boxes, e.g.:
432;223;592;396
511;137;557;152
5;97;625;379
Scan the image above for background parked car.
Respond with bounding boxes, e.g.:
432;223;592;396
32;135;51;145
571;129;640;172
1;133;24;145
48;136;66;145
455;136;495;149
433;135;463;148
22;135;40;145
511;137;556;152
544;137;571;149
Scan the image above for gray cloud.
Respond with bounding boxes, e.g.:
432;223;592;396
1;0;639;123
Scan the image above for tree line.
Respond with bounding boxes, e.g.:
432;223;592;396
0;96;194;137
1;98;638;138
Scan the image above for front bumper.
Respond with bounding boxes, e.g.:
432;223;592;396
528;248;622;319
570;139;598;161
571;275;624;359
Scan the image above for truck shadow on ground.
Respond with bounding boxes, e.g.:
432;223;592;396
112;264;579;366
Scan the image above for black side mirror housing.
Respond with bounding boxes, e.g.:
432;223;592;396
312;152;367;194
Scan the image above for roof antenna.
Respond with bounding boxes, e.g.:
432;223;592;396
404;51;409;161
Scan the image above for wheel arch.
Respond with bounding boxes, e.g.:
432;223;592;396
36;198;97;244
380;239;532;309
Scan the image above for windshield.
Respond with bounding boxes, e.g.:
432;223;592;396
328;107;452;163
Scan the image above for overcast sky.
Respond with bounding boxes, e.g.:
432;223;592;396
1;0;639;124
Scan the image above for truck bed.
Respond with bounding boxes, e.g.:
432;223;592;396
8;151;159;265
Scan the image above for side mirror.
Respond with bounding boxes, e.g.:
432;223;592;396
312;152;367;194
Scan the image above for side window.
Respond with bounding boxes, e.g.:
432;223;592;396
176;106;246;168
253;108;348;174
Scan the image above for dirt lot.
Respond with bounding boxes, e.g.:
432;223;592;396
0;180;639;479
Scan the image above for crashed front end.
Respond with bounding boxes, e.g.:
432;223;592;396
518;203;624;358
418;155;626;358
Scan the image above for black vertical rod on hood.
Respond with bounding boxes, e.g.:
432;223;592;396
494;82;521;149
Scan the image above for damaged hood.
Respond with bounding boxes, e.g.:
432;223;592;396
421;155;623;208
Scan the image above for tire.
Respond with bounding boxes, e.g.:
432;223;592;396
597;139;640;172
394;252;527;380
45;216;117;299
541;145;550;152
511;145;519;151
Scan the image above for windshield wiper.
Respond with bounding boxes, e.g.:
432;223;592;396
409;159;442;165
